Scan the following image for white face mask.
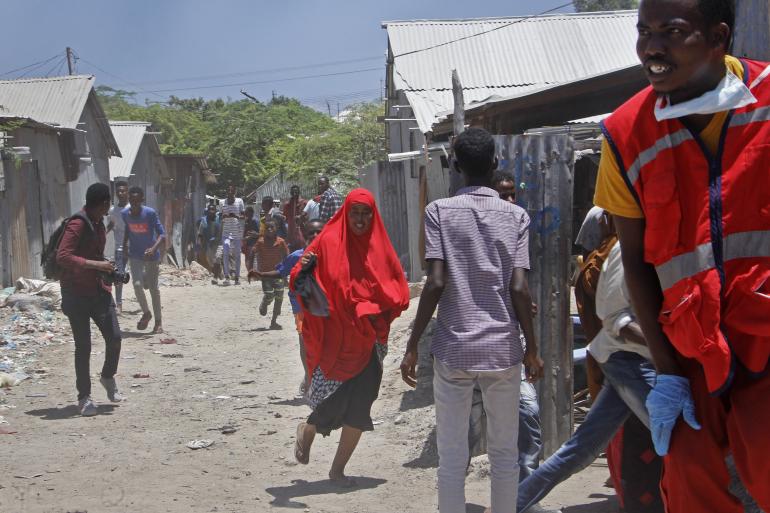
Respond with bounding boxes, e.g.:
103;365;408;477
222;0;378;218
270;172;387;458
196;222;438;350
654;70;758;121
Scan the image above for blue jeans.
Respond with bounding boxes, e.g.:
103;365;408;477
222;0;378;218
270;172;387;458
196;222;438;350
517;351;655;513
518;380;542;481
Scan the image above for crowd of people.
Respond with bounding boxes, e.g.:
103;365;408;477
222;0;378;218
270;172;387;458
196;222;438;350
50;0;770;511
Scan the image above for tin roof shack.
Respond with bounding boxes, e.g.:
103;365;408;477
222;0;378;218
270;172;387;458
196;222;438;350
373;10;640;281
0;76;120;286
162;154;212;268
106;121;170;256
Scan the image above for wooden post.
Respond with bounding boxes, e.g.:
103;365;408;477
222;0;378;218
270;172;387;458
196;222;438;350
733;0;770;60
449;69;466;196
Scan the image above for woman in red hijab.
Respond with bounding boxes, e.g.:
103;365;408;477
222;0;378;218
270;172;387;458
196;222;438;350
290;188;409;485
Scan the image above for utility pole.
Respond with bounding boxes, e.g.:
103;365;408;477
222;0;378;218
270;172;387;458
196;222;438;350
326;100;332;117
734;0;770;60
449;69;466;197
240;89;259;103
66;47;74;75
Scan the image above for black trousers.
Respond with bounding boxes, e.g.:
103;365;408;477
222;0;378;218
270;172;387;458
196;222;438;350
61;289;122;400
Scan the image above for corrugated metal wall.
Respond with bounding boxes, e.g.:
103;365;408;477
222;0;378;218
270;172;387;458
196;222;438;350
496;133;575;456
250;172;318;205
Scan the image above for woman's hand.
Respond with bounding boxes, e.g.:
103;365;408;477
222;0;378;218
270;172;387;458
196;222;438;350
300;251;316;267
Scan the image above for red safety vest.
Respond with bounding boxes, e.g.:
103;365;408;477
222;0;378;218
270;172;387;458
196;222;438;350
602;58;770;395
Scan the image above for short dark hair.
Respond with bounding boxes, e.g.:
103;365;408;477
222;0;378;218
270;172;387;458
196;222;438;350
453;128;496;177
86;183;111;208
263;219;277;229
115;180;128;188
262;196;273;204
492;170;516;187
290;185;300;191
698;0;735;50
318;176;329;183
128;186;144;196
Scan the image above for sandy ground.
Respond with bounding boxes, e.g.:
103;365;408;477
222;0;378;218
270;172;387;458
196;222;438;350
1;273;618;513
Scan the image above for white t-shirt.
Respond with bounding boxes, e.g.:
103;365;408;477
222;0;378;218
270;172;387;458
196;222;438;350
303;198;320;221
109;204;127;251
220;198;245;240
587;243;653;364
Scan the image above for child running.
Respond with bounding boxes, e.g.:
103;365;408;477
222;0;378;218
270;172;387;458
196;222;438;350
249;220;289;329
254;219;324;393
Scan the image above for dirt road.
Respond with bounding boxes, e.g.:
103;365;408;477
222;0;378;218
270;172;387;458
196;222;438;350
1;275;617;513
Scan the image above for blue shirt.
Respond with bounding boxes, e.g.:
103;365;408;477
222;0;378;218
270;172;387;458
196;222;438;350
276;249;304;313
122;206;166;261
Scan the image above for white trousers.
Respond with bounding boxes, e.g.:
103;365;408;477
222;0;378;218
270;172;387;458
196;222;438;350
434;358;521;513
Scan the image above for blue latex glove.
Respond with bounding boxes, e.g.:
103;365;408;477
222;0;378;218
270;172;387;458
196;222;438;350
645;374;702;456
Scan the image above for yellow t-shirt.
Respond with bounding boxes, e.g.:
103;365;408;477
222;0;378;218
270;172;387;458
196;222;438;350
594;56;744;218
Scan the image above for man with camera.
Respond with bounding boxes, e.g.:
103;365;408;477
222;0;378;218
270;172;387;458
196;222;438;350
57;183;124;417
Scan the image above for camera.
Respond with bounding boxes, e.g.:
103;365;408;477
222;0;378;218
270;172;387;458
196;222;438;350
102;269;131;285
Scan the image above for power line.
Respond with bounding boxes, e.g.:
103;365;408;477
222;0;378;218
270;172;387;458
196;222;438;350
392;1;575;59
17;55;64;79
133;56;384;86
43;57;67;78
76;55;167;100
143;67;382;94
0;53;61;78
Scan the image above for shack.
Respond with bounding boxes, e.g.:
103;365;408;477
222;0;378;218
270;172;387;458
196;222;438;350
0;75;120;286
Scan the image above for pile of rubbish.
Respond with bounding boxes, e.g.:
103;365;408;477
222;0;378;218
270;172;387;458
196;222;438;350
0;278;71;384
159;262;211;287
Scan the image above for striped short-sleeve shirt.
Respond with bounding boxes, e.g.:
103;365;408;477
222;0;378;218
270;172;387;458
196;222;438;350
425;186;530;371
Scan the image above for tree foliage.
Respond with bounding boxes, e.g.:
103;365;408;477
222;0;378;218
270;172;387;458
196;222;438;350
573;0;639;12
95;86;385;195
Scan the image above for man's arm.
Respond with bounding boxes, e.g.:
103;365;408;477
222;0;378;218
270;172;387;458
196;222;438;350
400;259;446;387
57;219;114;273
510;268;544;382
614;215;681;375
147;212;167;256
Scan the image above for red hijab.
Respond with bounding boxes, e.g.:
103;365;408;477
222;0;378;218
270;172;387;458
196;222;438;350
290;188;410;381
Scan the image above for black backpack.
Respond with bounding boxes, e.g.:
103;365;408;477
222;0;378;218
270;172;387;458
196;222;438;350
41;212;92;280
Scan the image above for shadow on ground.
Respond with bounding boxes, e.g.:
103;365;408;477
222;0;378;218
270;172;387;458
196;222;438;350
25;404;118;420
265;477;387;508
562;494;619;512
403;425;438;469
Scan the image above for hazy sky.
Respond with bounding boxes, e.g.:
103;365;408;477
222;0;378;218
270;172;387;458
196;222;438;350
0;0;576;109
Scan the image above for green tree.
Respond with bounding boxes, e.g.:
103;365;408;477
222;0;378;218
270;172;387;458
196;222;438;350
573;0;639;11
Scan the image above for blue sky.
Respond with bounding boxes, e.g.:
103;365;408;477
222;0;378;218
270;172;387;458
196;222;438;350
1;0;575;109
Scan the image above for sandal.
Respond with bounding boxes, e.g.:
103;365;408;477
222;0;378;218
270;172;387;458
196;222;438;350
137;312;152;330
294;423;310;465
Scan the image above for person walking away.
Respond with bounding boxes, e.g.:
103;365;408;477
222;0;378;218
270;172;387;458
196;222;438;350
400;128;543;513
283;185;308;251
317;176;343;222
253;219;324;393
291;189;409;486
242;206;260;273
198;204;222;283
252;220;289;329
57;183;123;416
106;180;129;315
492;170;543;482
220;184;245;285
122;186;166;333
595;1;770;510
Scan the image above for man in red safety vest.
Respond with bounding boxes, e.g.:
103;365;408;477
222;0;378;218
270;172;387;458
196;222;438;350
594;0;770;511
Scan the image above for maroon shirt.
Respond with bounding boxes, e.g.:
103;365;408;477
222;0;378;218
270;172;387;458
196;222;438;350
57;210;110;296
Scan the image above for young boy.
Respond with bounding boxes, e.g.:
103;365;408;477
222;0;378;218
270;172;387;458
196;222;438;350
401;128;543;513
250;220;289;330
255;219;324;392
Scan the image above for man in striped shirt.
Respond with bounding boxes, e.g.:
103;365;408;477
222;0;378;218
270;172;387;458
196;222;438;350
317;176;343;222
220;184;245;286
401;128;544;513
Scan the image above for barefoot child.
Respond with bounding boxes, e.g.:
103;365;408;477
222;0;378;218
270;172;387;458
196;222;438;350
250;220;289;329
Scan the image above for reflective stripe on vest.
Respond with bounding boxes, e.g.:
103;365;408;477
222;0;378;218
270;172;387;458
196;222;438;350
624;77;770;188
656;230;770;290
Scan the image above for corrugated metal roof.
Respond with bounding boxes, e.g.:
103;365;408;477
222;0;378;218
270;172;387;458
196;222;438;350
384;10;639;132
108;121;153;180
0;75;94;129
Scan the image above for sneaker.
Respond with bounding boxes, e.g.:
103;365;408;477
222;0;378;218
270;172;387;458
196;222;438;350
222;279;231;287
234;278;240;286
79;397;97;416
100;376;124;403
211;278;218;285
259;301;268;316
